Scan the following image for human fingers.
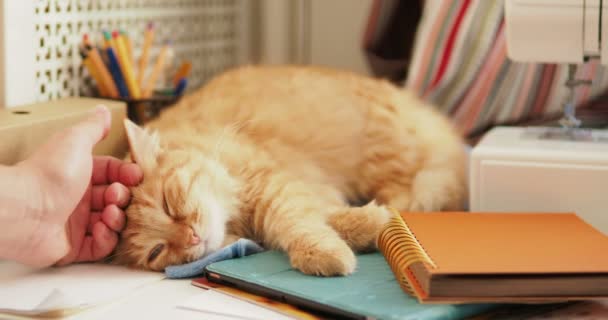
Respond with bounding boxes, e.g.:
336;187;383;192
76;222;118;262
104;182;131;208
91;182;130;210
87;212;102;234
101;204;126;232
92;156;143;186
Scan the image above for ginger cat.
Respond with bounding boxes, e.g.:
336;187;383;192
113;65;466;276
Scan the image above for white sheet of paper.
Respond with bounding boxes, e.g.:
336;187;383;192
177;290;294;320
0;261;164;315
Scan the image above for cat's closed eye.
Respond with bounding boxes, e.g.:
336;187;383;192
148;243;165;262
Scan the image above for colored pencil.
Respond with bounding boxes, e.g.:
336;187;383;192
137;23;155;88
142;42;169;98
82;35;119;98
80;49;109;97
92;32;110;66
174;78;188;96
82;33;93;47
113;31;140;99
102;30;116;50
120;29;134;66
88;52;119;98
105;46;130;98
172;61;192;87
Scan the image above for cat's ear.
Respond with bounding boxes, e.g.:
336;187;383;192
124;119;161;169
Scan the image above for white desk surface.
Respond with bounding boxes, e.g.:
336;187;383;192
66;279;204;320
0;260;291;320
65;278;295;320
2;261;608;320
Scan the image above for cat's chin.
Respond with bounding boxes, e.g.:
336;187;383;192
185;232;224;262
189;243;209;261
203;229;224;254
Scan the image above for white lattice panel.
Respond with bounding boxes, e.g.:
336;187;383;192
16;0;248;103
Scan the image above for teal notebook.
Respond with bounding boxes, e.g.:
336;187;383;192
204;251;497;320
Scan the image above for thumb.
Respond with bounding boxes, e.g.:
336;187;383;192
70;105;112;150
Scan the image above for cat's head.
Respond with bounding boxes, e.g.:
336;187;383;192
112;120;240;271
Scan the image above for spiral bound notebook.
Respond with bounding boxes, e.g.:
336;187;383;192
377;210;608;303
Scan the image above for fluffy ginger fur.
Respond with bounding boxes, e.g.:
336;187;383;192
113;65;466;276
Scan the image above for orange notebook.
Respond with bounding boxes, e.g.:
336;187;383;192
377;210;608;304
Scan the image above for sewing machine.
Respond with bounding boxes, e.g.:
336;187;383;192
470;0;608;234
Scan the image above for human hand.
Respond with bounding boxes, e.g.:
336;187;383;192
14;105;143;267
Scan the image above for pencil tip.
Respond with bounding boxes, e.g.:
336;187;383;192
78;45;88;58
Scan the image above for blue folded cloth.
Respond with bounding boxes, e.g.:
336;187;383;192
164;238;265;279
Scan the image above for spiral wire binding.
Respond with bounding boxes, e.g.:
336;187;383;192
377;208;436;297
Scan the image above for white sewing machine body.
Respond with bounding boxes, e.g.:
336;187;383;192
505;0;608;64
470;127;608;235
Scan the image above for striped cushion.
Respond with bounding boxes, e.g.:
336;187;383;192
406;0;608;136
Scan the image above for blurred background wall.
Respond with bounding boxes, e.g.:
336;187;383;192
0;0;376;107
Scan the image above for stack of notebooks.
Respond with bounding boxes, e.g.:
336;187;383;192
198;211;608;319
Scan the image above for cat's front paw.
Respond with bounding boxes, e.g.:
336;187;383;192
288;239;356;276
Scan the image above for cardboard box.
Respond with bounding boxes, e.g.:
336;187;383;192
0;97;128;165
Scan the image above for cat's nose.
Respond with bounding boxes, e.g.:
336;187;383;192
189;227;200;246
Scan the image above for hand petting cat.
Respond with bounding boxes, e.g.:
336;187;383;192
0;105;143;268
